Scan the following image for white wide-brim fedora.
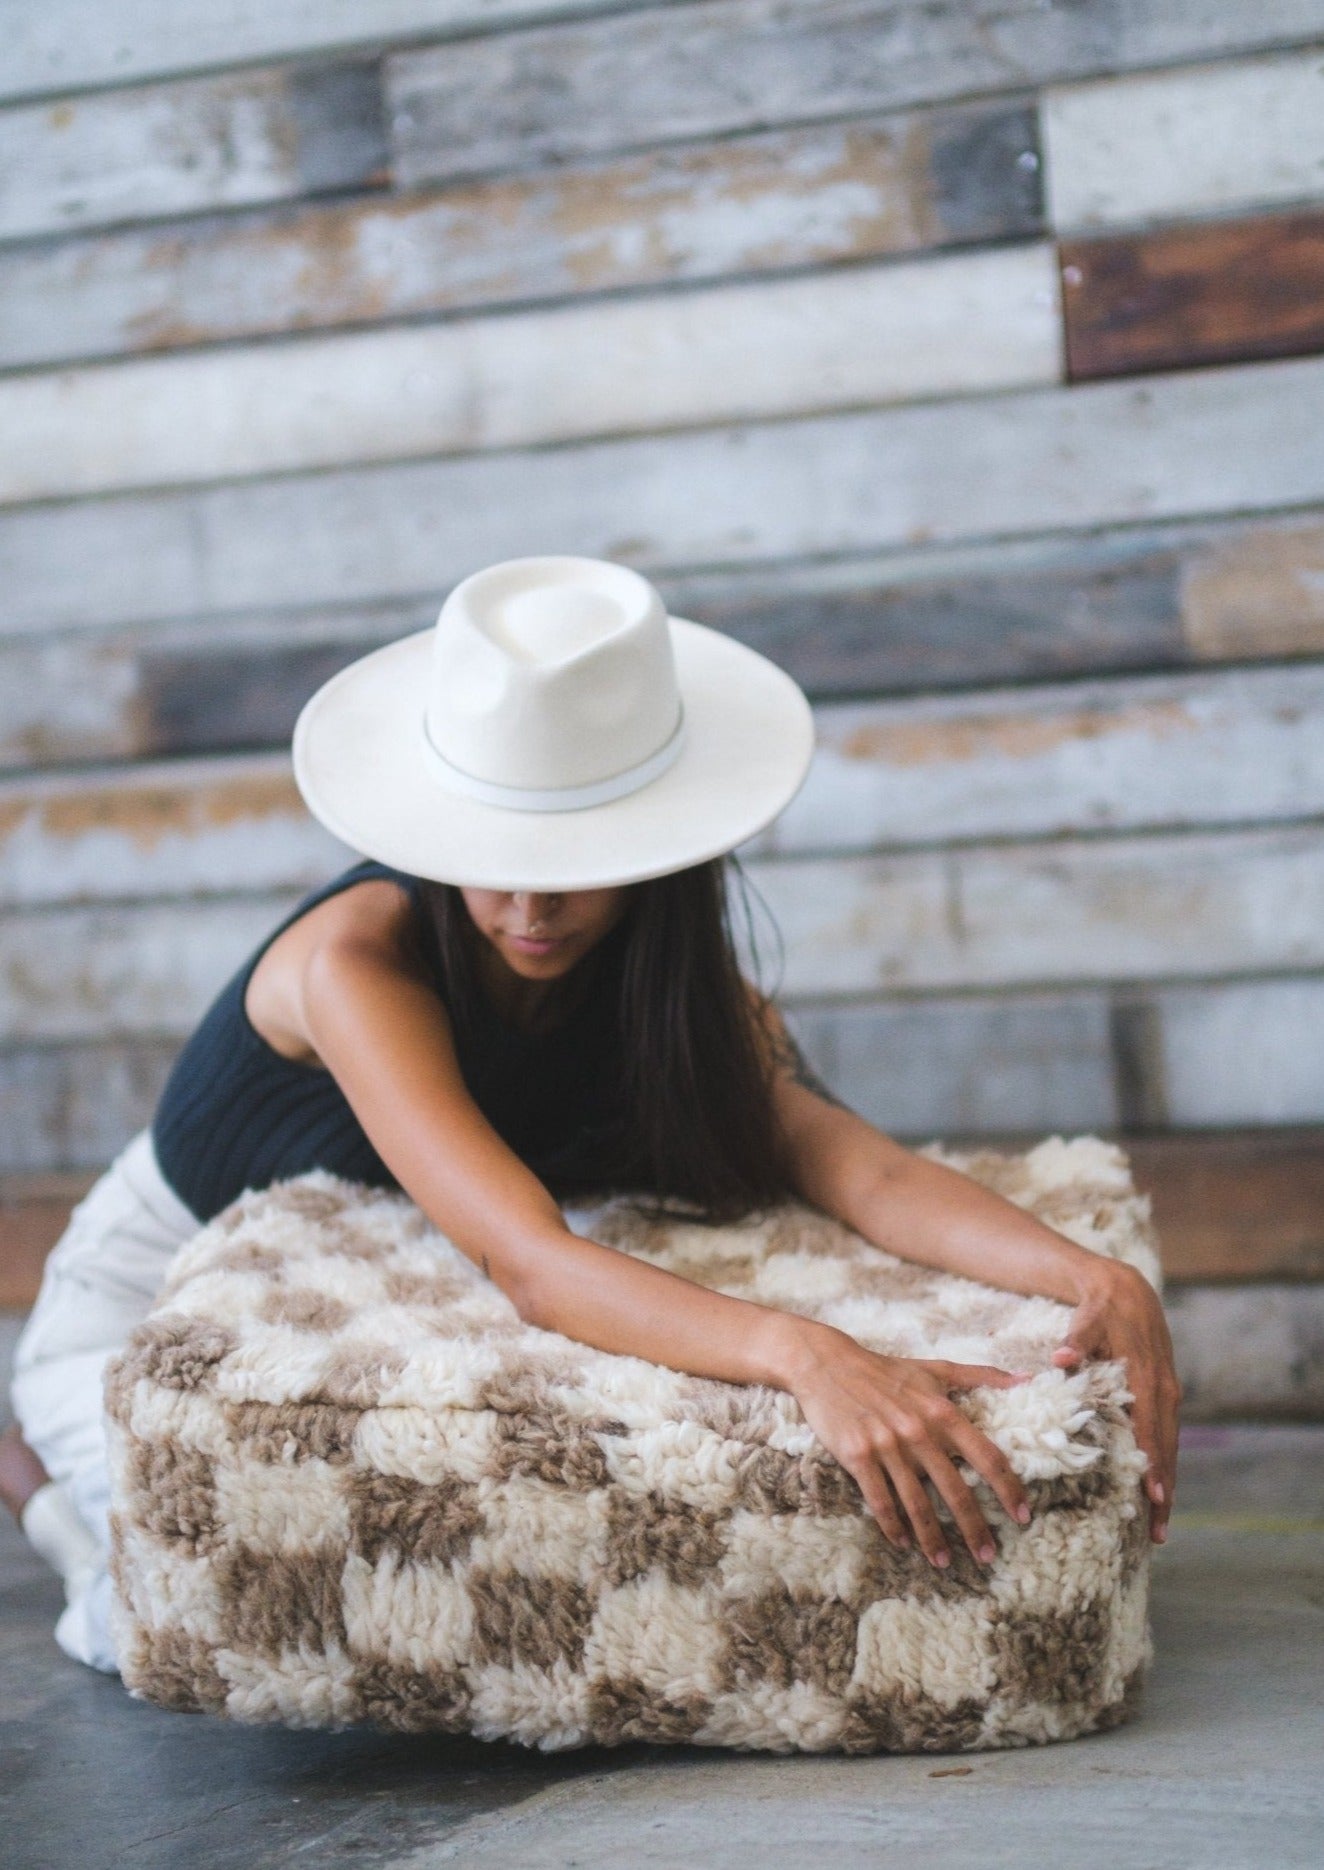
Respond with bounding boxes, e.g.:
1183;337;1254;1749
293;555;814;891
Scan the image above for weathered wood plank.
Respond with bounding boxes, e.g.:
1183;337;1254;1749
1044;48;1324;233
0;247;1061;505
386;0;1324;187
1144;979;1324;1129
1182;517;1324;661
1061;209;1324;382
0;755;350;909
0;101;1041;372
7;354;1324;636
0;62;386;244
1166;1284;1324;1420
0;1041;176;1175
759;662;1324;857
10;0;1324;105
1;513;1318;768
1127;1130;1324;1284
0;895;297;1043
0;1170;98;1308
787;992;1116;1141
5;825;1324;1042
751;824;1324;999
10;662;1322;904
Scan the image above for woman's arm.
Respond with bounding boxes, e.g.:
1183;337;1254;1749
294;913;1031;1568
755;998;1181;1545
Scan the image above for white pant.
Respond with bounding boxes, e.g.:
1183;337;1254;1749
10;1127;200;1673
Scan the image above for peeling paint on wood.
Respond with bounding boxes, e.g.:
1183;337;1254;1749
1043;47;1324;233
385;0;1324;187
0;246;1062;505
0;61;386;243
747;824;1324;998
0;1041;177;1175
754;664;1324;856
1062;209;1324;381
1181;519;1324;660
0;756;349;908
0;101;1041;372
7;354;1324;635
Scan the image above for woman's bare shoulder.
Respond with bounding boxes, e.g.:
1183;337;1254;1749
247;875;430;1064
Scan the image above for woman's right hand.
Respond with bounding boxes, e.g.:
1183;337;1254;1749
780;1323;1034;1567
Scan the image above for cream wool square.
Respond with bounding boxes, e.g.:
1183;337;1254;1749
104;1135;1159;1753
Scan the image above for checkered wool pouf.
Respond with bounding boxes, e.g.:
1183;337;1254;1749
104;1135;1159;1752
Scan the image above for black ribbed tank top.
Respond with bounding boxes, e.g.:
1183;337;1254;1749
151;859;634;1222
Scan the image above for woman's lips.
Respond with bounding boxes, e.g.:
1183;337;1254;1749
507;933;567;955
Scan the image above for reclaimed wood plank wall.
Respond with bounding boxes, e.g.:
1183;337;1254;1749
4;1;1324;1409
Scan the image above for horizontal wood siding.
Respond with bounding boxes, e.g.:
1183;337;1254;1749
1061;209;1324;381
0;63;386;243
0;248;1063;505
1043;47;1324;232
385;1;1324;185
0;102;1043;372
8;355;1324;635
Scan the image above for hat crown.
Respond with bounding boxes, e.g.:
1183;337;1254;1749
425;557;682;795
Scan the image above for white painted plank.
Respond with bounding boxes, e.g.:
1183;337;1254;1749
1044;48;1324;232
0;755;349;910
755;663;1324;856
1153;977;1324;1127
386;0;1324;187
1167;1284;1324;1419
0;1;622;103
0;247;1062;505
0;64;384;243
6;354;1324;636
0;895;295;1042
747;825;1324;997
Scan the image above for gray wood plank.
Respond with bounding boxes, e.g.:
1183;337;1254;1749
7;663;1323;906
757;663;1324;857
0;755;350;910
6;354;1324;636
1167;1284;1324;1420
785;992;1117;1140
1182;517;1324;662
0;1;625;103
0;246;1061;504
0;1040;176;1174
6;822;1323;1041
747;823;1324;998
386;0;1324;185
0;100;1041;372
1044;47;1324;233
1140;977;1324;1129
0;62;386;243
0;894;296;1043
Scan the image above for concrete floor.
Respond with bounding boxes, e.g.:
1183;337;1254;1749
4;1307;1323;1869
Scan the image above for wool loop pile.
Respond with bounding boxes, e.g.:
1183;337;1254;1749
105;1134;1158;1752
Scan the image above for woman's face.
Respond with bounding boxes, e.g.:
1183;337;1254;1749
459;886;631;981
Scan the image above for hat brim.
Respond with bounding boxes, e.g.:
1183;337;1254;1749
292;618;814;890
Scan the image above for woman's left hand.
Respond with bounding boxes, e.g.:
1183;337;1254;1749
1052;1264;1181;1543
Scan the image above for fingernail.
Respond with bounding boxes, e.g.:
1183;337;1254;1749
933;1550;950;1569
978;1543;996;1565
1015;1503;1031;1525
1154;1524;1168;1544
1152;1482;1165;1503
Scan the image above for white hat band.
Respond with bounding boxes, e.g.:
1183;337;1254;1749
421;706;688;813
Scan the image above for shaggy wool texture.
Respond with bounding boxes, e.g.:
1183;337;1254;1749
104;1134;1160;1753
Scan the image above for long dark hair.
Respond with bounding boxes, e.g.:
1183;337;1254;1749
416;856;799;1223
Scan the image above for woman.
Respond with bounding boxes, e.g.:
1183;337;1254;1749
3;556;1179;1676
